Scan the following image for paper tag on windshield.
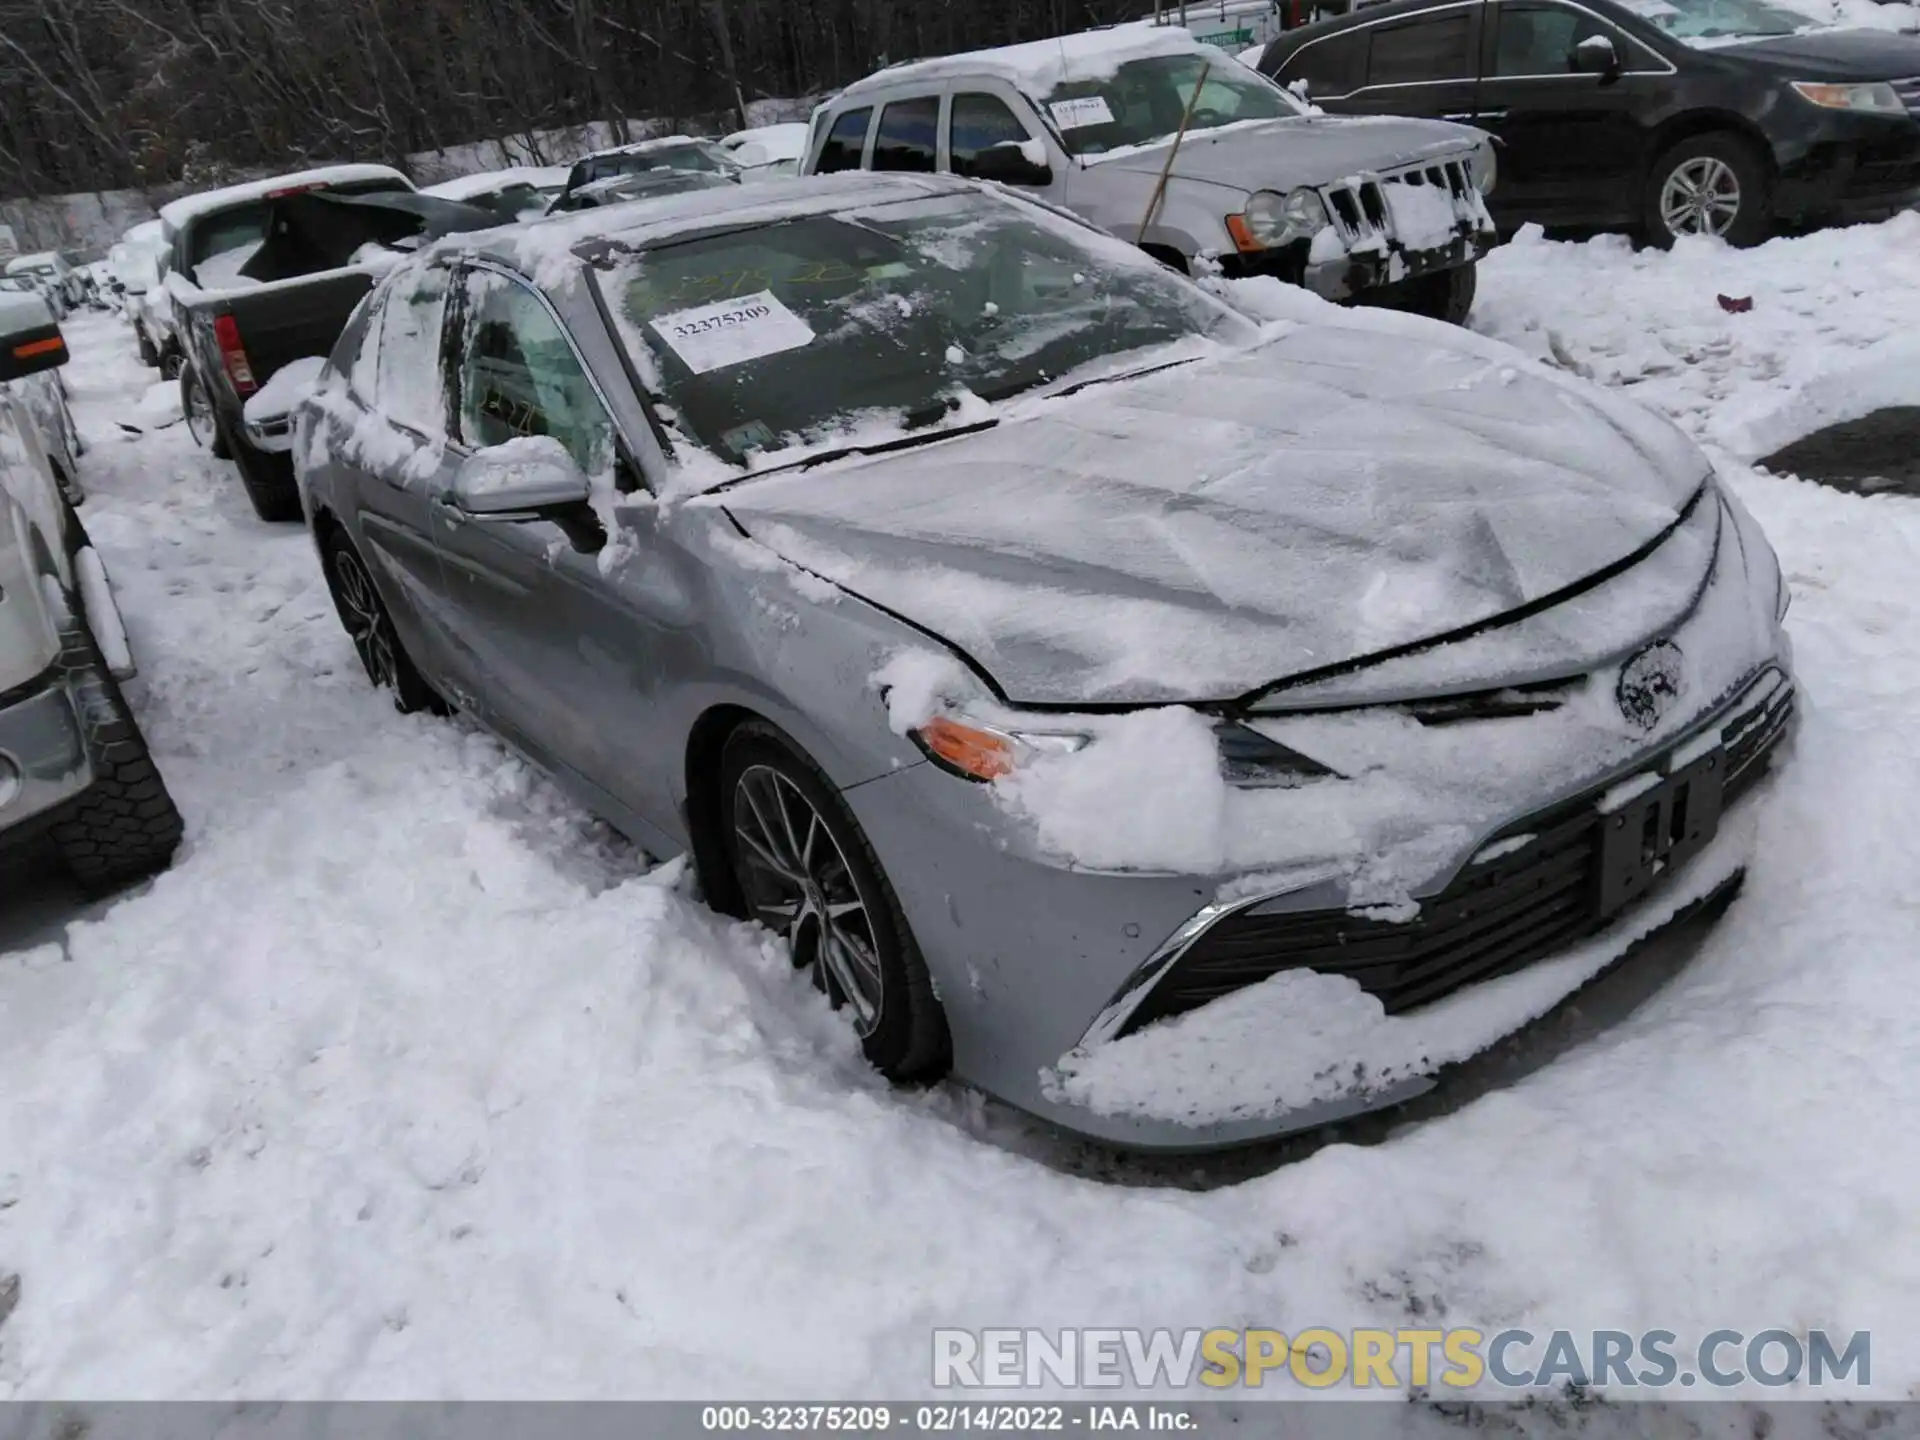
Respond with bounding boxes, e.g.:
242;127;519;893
1047;96;1115;131
649;291;814;375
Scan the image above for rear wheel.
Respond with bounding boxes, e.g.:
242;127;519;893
1644;133;1772;248
718;721;949;1080
319;528;444;713
46;594;184;892
180;364;229;458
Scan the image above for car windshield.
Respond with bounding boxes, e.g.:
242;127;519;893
1626;0;1805;38
581;141;739;186
1042;52;1305;158
594;192;1250;476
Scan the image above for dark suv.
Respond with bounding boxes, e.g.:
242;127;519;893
1259;0;1920;243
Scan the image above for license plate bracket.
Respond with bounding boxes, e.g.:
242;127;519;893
1597;750;1726;918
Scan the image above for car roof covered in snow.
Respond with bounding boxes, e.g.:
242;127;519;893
837;23;1210;100
5;252;63;271
464;172;973;282
423;166;570;200
574;135;720;163
158;163;414;230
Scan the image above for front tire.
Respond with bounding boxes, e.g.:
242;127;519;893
319;529;444;714
718;721;950;1080
1644;133;1772;248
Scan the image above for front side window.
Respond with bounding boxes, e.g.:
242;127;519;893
949;93;1036;177
1041;53;1305;157
593;191;1254;475
1494;4;1635;73
374;266;450;435
1366;14;1476;85
455;272;614;476
816;108;873;173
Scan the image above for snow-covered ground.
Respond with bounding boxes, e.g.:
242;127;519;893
3;216;1920;1409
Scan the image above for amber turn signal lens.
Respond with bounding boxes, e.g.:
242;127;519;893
1223;214;1264;255
916;716;1017;781
12;337;63;359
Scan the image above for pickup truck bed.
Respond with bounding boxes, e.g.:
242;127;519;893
166;183;502;520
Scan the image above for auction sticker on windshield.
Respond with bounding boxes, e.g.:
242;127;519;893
650;291;815;374
1048;96;1116;130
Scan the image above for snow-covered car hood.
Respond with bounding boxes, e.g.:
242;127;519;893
1713;27;1920;79
719;326;1715;706
1082;115;1484;189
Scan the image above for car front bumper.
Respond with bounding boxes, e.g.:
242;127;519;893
0;672;94;852
1772;111;1920;221
849;655;1793;1150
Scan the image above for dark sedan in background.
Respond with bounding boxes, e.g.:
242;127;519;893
1259;0;1920;243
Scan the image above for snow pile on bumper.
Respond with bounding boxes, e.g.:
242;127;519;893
1043;803;1759;1128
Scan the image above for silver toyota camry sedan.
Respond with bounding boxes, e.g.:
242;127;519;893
293;172;1795;1149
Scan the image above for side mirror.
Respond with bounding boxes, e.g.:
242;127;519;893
1571;34;1621;77
450;436;594;516
0;292;68;381
968;139;1054;187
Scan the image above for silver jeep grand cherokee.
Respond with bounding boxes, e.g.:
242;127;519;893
804;23;1498;323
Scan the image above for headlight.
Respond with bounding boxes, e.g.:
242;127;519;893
912;713;1090;782
1475;141;1497;195
1790;80;1905;115
1232;186;1331;250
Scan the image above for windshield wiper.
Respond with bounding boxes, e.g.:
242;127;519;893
1046;354;1203;401
706;417;1000;490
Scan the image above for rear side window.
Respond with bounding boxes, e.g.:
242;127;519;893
345;292;386;401
816;108;873;173
1367;13;1475;85
872;97;941;172
374;267;450;435
949;93;1035;178
1277;31;1368;97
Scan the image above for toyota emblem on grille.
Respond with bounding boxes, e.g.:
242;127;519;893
1617;640;1686;730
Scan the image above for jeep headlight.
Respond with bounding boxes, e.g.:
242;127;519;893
1474;140;1498;195
1234;186;1331;249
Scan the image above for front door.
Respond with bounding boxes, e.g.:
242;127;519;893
1473;1;1674;225
428;264;679;852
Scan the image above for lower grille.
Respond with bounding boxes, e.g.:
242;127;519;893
1119;669;1794;1038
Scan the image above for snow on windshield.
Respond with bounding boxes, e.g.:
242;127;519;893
594;191;1250;478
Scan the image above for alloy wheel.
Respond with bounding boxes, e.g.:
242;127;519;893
730;763;884;1033
183;370;216;449
329;546;399;690
1660;157;1741;238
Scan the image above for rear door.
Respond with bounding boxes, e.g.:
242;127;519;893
329;266;466;687
1473;0;1676;224
1288;2;1484;121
